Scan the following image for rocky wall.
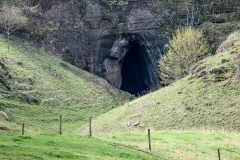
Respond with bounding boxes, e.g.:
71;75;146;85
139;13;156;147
42;0;168;93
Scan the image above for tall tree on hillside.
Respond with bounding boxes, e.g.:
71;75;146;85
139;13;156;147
0;4;27;52
159;27;209;85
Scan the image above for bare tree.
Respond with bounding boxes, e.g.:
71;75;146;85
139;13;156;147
0;4;27;52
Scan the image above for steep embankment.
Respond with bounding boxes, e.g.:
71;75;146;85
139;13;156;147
0;35;133;134
83;31;240;133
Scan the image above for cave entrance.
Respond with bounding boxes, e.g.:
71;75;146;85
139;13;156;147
120;41;150;96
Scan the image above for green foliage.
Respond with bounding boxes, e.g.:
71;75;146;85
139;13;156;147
159;27;209;85
117;22;125;30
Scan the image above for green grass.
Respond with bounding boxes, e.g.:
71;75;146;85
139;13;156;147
0;35;133;133
80;31;240;133
1;128;239;160
95;130;240;160
0;132;169;160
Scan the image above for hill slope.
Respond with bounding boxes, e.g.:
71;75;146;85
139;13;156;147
82;31;240;133
0;35;133;133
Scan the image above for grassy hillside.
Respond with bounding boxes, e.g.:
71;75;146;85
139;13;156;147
0;34;133;134
81;31;240;133
0;35;169;160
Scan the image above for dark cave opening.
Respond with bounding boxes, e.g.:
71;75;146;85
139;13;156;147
120;42;150;96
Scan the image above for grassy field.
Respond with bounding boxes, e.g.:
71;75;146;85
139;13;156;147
95;130;240;160
81;31;240;133
1;119;239;160
1;123;239;160
0;133;169;160
0;34;133;133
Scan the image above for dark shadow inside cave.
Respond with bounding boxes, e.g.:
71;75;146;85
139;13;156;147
120;41;151;96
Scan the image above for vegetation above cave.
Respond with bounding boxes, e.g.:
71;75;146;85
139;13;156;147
159;27;209;85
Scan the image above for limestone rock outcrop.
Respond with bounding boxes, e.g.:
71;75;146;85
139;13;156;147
39;0;239;94
41;0;167;94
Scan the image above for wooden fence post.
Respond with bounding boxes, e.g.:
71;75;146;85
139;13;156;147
89;117;92;137
22;122;25;136
148;129;151;150
218;149;221;160
60;115;62;135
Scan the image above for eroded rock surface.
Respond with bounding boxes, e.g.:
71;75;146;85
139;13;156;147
41;0;167;94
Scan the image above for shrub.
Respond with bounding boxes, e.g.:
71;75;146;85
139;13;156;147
159;27;209;85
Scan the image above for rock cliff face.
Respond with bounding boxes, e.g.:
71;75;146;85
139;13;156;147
42;0;167;95
39;0;240;94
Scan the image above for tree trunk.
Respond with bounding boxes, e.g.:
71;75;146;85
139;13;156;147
7;32;10;53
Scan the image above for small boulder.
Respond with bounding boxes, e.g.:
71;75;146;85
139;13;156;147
133;120;140;126
0;111;9;120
